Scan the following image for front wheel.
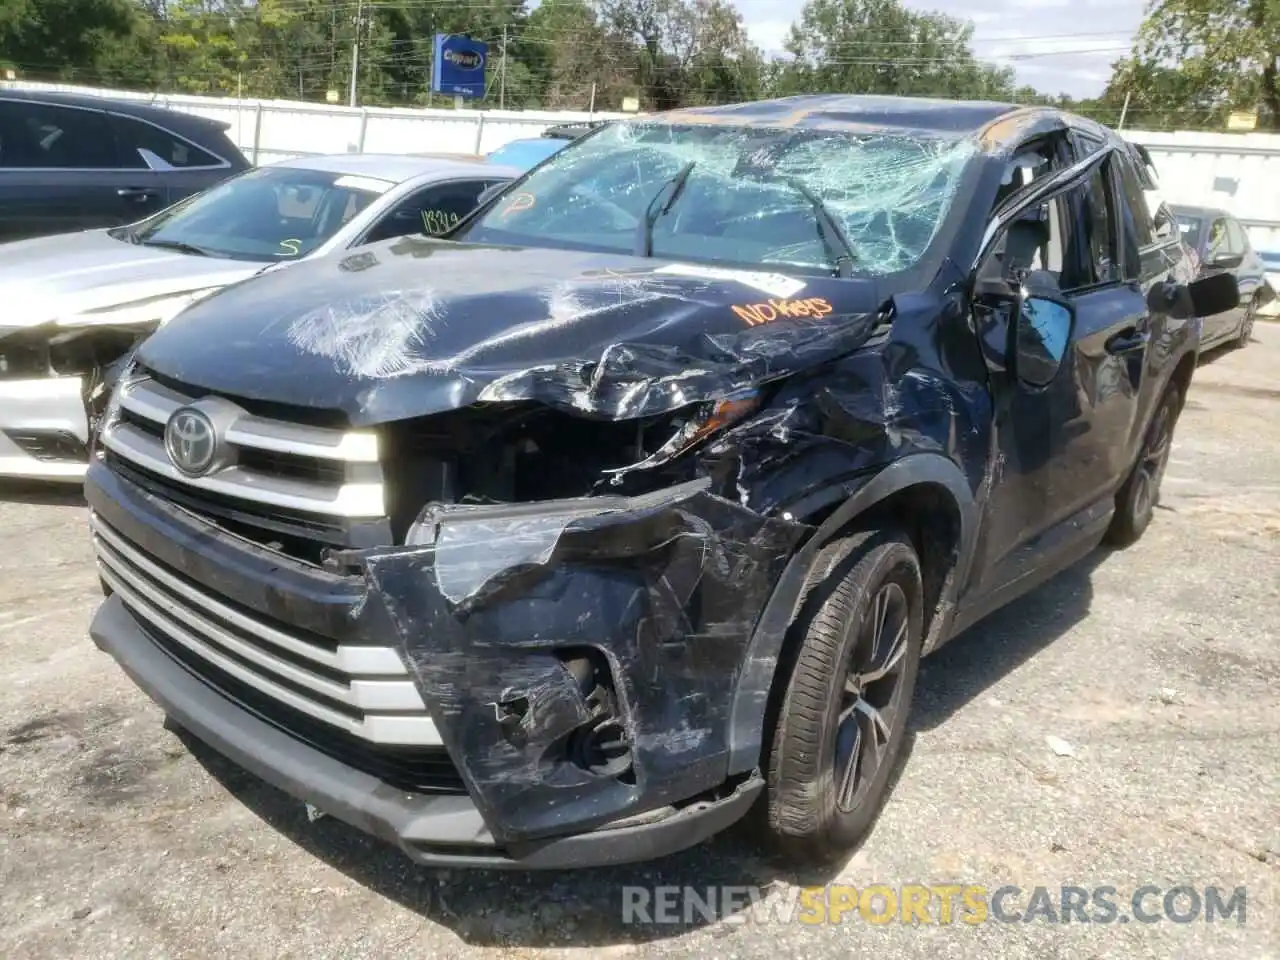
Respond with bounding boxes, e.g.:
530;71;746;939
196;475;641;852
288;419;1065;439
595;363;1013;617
1105;384;1181;547
765;529;924;862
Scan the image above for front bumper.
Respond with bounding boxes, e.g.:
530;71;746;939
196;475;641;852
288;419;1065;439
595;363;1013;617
85;460;800;867
0;376;90;481
90;594;762;868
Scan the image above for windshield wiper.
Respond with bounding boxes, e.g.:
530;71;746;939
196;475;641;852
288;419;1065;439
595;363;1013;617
778;177;856;278
635;160;697;257
138;238;213;257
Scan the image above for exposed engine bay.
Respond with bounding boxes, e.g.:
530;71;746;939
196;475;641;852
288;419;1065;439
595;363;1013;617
379;398;743;544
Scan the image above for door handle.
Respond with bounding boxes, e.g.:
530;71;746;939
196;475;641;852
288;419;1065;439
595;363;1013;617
117;187;159;201
1105;326;1149;355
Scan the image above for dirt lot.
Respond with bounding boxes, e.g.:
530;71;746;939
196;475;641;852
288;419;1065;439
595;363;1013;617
2;326;1278;960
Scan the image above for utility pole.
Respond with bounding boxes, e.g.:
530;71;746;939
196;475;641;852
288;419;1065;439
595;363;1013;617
1118;90;1131;130
499;24;507;110
349;0;366;108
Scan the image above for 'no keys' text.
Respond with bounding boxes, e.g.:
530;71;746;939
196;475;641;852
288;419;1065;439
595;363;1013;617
733;298;834;326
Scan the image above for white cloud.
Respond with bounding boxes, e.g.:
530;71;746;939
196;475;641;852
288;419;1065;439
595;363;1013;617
735;0;1146;98
746;17;793;54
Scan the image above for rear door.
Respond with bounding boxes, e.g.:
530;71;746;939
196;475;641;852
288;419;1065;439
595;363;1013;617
1052;152;1157;517
0;98;162;241
1200;215;1242;341
106;112;236;207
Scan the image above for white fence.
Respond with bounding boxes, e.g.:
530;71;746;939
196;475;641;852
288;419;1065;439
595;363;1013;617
0;81;632;164
5;80;1279;249
1125;129;1280;250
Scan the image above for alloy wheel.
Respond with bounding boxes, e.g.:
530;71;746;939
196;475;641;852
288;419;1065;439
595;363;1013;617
834;582;911;813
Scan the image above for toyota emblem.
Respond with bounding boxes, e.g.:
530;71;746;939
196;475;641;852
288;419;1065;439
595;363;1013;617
164;407;218;476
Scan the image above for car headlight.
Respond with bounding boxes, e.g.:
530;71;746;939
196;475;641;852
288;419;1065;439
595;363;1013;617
604;388;762;480
55;288;220;329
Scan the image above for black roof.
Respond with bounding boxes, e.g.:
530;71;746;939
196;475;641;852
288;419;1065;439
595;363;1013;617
0;88;231;139
655;94;1022;138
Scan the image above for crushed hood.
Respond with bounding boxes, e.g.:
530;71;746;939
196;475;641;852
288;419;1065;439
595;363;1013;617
1;229;265;327
137;236;886;425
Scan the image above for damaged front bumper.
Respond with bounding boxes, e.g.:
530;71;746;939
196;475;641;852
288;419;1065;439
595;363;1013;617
0;376;91;481
85;462;805;867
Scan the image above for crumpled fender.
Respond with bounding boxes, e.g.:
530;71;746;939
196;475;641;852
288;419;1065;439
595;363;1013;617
723;452;978;775
360;479;808;845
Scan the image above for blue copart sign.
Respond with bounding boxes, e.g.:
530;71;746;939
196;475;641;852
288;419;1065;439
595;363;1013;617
431;34;488;99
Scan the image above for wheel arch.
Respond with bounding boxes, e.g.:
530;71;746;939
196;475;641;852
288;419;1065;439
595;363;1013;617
1169;349;1196;413
726;453;978;776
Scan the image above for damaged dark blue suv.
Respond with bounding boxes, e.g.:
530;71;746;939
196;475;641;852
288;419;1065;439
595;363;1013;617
84;95;1238;869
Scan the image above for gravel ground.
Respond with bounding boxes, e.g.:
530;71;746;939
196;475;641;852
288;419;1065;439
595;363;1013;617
2;325;1277;960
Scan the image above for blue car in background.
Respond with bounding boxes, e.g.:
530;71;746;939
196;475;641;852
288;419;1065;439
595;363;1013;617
485;121;607;172
1170;203;1275;348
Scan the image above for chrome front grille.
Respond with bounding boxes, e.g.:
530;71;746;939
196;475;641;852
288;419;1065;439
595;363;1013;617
99;371;385;519
90;511;443;748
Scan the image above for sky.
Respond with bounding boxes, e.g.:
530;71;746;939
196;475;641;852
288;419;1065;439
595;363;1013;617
735;0;1147;99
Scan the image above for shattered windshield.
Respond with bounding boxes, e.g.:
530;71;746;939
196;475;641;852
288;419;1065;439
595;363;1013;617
118;166;388;261
459;122;977;277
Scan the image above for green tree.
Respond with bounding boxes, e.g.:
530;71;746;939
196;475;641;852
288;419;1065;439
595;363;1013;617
1090;57;1231;130
776;0;1018;101
1134;0;1280;130
595;0;763;109
523;0;632;109
0;0;145;83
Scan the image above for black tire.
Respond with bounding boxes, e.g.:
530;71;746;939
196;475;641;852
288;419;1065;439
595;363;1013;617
765;529;924;862
1235;295;1258;348
1105;383;1181;547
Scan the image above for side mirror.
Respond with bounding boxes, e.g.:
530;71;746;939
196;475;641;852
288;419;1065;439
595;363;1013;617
1208;252;1244;270
1015;294;1073;387
1188;272;1240;316
1147;272;1240;319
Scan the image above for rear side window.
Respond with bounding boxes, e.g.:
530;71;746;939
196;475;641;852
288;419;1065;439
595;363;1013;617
1078;165;1119;286
0;100;119;169
111;115;222;170
1226;218;1250;255
1114;153;1154;249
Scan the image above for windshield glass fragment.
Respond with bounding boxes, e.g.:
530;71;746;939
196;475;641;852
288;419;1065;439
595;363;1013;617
119;166;388;262
459;122;977;277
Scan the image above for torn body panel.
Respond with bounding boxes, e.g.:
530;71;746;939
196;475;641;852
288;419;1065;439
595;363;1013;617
358;481;806;844
348;288;992;842
137;242;894;425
